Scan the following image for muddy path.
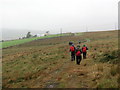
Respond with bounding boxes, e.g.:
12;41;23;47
27;53;98;88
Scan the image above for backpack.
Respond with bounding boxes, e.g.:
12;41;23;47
76;51;81;56
70;46;75;52
82;47;87;52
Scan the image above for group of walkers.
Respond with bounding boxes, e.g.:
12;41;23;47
69;41;88;65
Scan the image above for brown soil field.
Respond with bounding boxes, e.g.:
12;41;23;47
2;30;119;88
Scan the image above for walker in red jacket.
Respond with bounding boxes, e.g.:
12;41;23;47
76;45;82;65
69;44;76;61
82;45;88;59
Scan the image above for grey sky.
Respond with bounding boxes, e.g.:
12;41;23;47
118;1;120;30
0;0;119;40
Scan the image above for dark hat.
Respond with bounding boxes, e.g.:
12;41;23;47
77;45;80;47
83;45;86;47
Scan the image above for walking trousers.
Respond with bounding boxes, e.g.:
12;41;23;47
76;56;82;65
71;52;75;61
83;52;87;59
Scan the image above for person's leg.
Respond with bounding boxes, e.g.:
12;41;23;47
83;52;86;59
83;52;85;59
85;52;87;59
78;56;80;65
76;56;79;64
73;52;75;61
79;55;82;64
73;56;75;61
71;52;73;61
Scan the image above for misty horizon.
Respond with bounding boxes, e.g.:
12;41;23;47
1;0;119;40
2;29;117;40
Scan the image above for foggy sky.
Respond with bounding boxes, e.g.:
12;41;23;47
118;1;120;30
0;0;119;40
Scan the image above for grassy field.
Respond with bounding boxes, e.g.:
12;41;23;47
2;30;119;88
1;33;72;49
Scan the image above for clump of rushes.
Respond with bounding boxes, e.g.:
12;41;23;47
97;64;103;72
110;65;117;76
33;54;38;58
117;75;120;88
94;48;97;50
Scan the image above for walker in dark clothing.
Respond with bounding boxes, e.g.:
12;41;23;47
82;45;88;59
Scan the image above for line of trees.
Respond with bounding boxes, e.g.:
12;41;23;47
21;31;50;39
21;32;38;39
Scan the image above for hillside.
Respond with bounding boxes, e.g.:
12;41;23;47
2;30;119;88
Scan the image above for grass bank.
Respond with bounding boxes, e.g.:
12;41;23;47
1;33;73;49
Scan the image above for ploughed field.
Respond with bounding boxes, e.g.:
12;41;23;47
2;30;119;88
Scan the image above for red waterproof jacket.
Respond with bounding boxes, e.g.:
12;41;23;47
70;46;75;52
76;50;82;56
82;47;88;52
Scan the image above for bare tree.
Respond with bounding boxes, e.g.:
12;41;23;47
26;32;32;38
46;31;49;34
